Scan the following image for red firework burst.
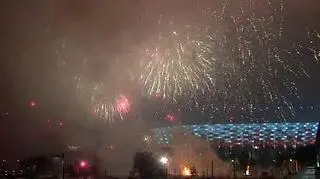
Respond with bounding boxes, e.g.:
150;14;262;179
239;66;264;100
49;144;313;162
115;95;130;113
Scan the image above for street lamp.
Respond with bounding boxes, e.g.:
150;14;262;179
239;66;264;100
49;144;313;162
160;156;169;165
159;156;169;177
231;159;236;178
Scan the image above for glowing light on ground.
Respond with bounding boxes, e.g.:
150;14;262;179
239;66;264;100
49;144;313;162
182;166;191;176
245;165;251;176
80;160;88;168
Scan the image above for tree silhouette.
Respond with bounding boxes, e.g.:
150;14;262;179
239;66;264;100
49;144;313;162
130;152;165;179
190;165;197;176
295;145;316;166
238;151;249;171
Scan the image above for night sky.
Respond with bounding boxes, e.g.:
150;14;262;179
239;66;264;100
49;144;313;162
0;0;319;159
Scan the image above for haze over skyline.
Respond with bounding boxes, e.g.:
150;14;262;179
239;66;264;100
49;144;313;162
0;0;319;159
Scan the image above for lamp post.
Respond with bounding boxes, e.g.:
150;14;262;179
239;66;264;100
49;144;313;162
61;154;65;179
160;156;169;178
232;159;236;178
55;154;64;179
211;159;214;178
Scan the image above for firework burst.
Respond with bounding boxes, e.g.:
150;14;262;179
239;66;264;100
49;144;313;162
195;0;319;122
133;15;215;102
56;0;319;123
74;75;133;122
132;0;318;122
115;94;130;114
200;0;298;122
92;92;131;122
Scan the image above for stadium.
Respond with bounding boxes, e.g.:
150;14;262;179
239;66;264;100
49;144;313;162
152;122;319;147
150;122;320;177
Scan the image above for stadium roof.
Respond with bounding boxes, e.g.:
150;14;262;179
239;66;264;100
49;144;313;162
153;122;319;147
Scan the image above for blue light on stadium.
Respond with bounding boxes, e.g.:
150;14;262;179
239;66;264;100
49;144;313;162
153;122;318;146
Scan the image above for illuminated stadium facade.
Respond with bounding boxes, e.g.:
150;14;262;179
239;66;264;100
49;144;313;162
153;122;319;147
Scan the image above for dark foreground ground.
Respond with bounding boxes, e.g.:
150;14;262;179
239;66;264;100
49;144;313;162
8;168;319;179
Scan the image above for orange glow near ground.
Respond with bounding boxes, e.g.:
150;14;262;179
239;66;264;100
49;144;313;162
182;167;191;176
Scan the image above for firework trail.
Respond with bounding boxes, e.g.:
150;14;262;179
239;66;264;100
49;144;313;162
307;29;320;63
198;0;319;122
203;0;296;122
